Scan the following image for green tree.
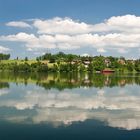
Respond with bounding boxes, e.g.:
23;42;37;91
25;57;28;61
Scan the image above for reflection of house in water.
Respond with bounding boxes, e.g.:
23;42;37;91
104;76;111;86
118;79;126;87
82;74;91;85
69;79;77;84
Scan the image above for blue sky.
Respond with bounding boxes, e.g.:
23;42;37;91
1;0;140;23
0;0;140;59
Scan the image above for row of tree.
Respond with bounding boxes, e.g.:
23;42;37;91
36;52;140;72
0;53;10;60
0;62;48;72
0;52;140;72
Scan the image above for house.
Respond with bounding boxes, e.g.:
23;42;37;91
70;59;80;65
104;58;111;67
127;60;135;65
118;59;126;65
82;60;91;68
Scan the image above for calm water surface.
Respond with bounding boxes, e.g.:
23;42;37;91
0;72;140;140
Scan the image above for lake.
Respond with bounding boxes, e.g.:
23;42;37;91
0;72;140;140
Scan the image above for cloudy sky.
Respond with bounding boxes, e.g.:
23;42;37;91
0;0;140;59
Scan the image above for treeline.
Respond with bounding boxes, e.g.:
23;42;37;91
0;62;49;72
36;52;80;63
37;52;140;72
0;53;10;60
0;52;140;73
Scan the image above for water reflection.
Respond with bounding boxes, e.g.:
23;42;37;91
0;82;9;89
0;72;140;131
0;72;140;89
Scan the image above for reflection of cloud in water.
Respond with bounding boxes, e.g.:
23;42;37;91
0;89;9;96
0;86;140;130
108;118;140;131
34;109;140;130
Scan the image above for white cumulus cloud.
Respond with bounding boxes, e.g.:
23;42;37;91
6;21;31;28
33;17;93;35
0;45;11;53
33;15;140;34
1;15;140;56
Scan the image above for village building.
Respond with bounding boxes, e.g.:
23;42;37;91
118;58;126;65
104;58;111;67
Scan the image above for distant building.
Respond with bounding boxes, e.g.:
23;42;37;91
127;60;135;65
104;58;111;67
71;59;80;65
118;59;126;65
82;60;91;68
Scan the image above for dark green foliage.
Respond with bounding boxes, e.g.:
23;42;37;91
25;57;28;61
0;53;10;60
88;63;94;72
93;56;105;71
0;62;48;72
135;59;140;72
127;62;134;71
49;57;56;63
37;63;48;72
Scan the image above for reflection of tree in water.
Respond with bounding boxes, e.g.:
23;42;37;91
0;82;9;89
0;72;140;90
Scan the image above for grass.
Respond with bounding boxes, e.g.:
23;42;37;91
0;59;57;68
1;59;37;64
